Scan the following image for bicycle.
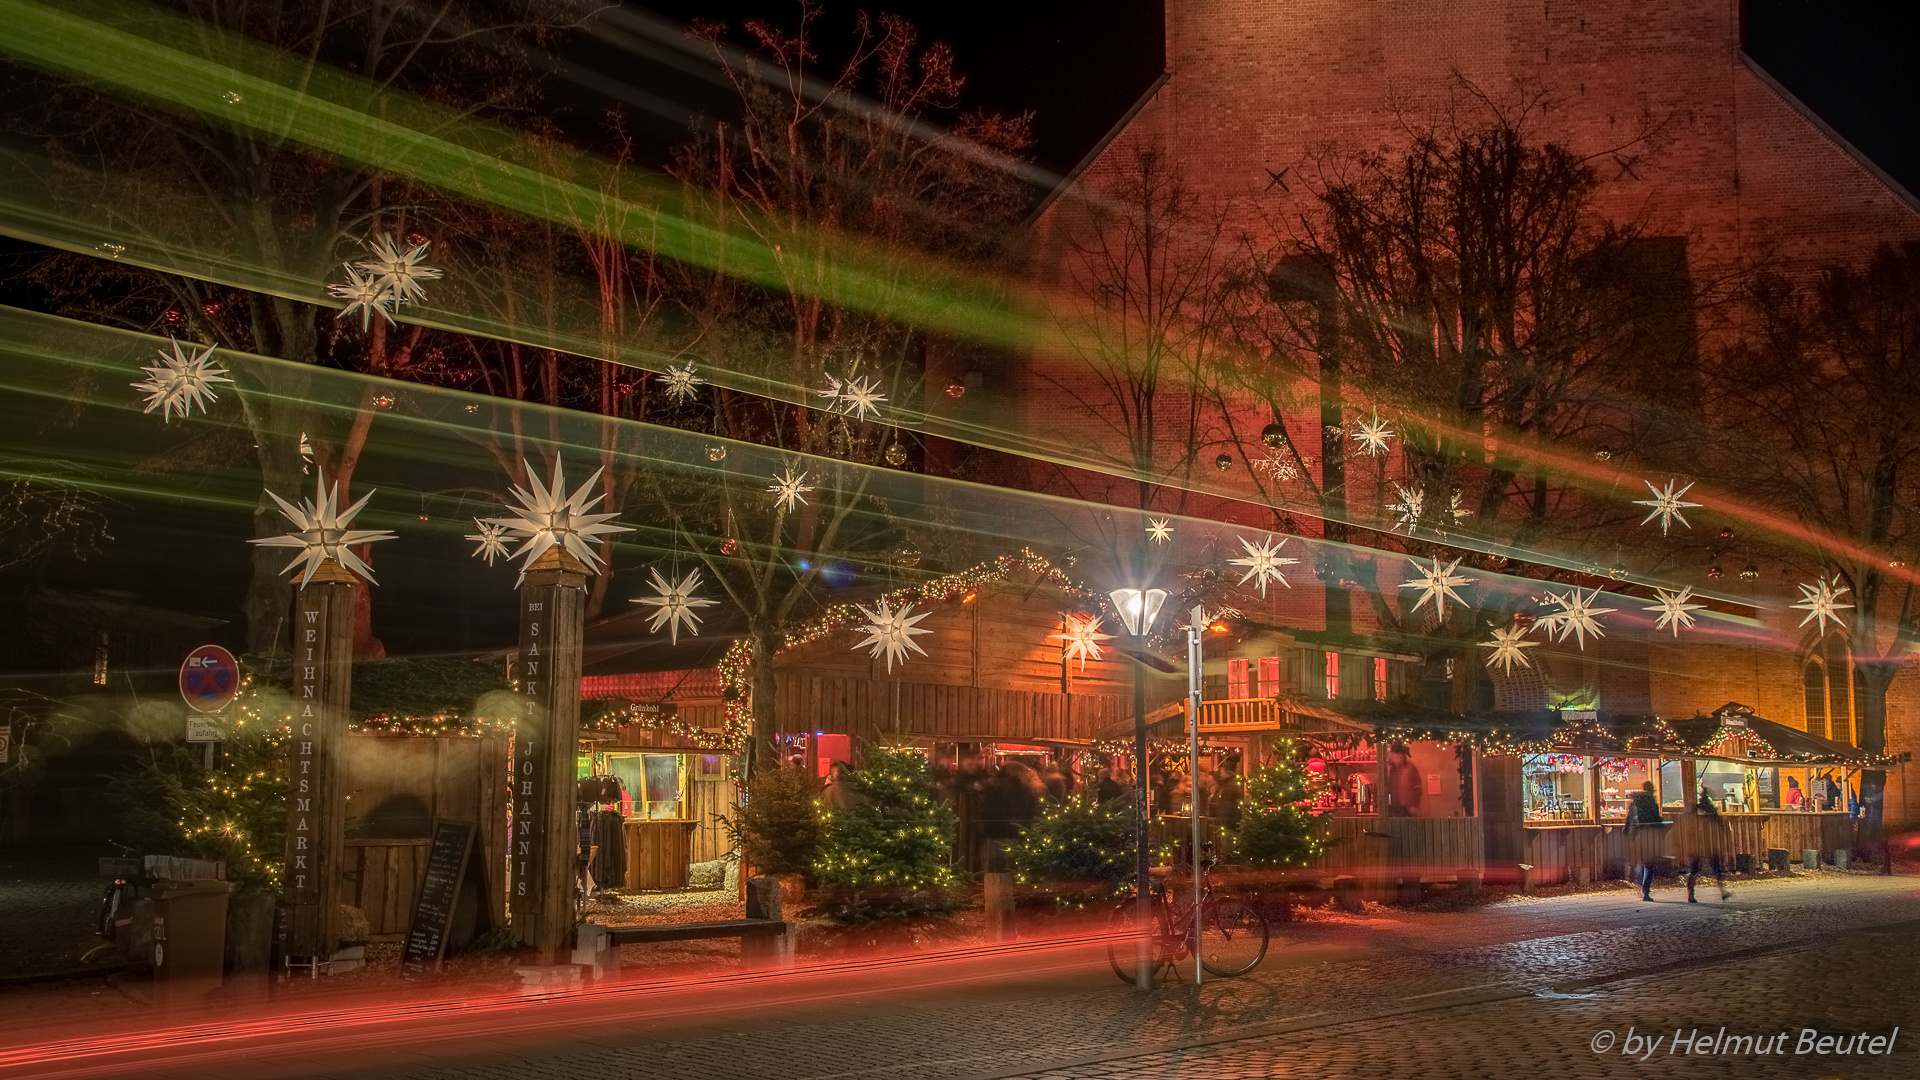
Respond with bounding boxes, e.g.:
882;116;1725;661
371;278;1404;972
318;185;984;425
1106;842;1269;984
80;843;143;965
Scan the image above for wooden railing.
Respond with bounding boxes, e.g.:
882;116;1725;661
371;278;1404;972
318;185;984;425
1190;698;1291;731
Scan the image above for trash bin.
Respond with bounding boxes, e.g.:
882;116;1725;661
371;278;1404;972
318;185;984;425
150;879;235;1009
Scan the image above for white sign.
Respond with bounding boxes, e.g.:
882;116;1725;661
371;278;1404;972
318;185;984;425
186;716;225;743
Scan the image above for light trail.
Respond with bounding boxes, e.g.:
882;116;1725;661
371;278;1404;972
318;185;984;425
0;929;1126;1078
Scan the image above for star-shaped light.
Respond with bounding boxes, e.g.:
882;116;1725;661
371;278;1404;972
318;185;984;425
633;567;719;645
1050;613;1113;671
767;468;814;513
1387;484;1424;532
1399;556;1472;621
837;375;886;421
1538;587;1615;650
851;599;933;672
1632;478;1701;535
1642;586;1706;637
327;263;395;329
131;339;231;422
1146;518;1173;544
1790;575;1853;635
1228;534;1297;597
491;458;633;584
1479;623;1540;676
248;468;396;585
354;235;441;307
1352;413;1395;456
465;518;511;565
660;361;704;404
815;374;845;409
1256;456;1301;482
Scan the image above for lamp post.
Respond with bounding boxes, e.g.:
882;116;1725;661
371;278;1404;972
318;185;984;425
1109;585;1167;991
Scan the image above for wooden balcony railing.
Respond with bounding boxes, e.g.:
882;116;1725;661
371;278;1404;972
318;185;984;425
1189;697;1292;731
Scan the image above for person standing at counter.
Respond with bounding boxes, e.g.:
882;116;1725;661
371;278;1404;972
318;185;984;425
1386;743;1421;817
1785;777;1804;808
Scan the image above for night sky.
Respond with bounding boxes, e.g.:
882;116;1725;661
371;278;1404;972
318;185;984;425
6;1;1916;662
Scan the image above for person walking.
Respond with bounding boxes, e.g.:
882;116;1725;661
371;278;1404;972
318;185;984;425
1675;790;1733;902
1624;780;1666;900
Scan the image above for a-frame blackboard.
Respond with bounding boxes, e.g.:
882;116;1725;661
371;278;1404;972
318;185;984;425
400;820;491;976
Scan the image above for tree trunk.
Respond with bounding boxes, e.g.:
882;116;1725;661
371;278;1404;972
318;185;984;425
750;629;780;775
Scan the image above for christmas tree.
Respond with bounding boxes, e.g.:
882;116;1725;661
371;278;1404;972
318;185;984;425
1234;744;1332;868
812;746;960;922
1010;791;1135;898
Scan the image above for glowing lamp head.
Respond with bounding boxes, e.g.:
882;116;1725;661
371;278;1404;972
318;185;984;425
1107;586;1168;637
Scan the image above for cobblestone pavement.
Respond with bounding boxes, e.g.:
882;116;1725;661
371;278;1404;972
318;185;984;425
326;874;1919;1080
992;919;1919;1080
0;847;108;977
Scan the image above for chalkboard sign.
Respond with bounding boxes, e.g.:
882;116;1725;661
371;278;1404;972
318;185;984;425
400;820;485;976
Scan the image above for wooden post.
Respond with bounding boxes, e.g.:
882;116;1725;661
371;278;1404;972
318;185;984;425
282;560;355;966
511;548;588;964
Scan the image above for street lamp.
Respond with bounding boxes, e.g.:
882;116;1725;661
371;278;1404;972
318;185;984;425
1109;585;1167;991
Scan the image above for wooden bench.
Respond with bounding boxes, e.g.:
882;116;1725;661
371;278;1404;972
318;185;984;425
604;919;787;946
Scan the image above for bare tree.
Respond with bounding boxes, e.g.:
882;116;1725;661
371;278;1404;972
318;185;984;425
1711;241;1920;834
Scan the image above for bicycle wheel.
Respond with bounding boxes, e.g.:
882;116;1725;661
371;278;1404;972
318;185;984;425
1106;897;1172;985
1198;896;1269;977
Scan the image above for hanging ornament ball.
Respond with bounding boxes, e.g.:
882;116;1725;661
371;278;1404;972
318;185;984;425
1717;527;1734;540
706;445;727;462
1260;423;1285;448
893;545;921;569
885;443;908;467
945;380;966;398
1609;568;1628;581
1214;453;1235;471
1594;448;1613;461
719;537;739;556
1740;563;1760;581
1706;564;1724;580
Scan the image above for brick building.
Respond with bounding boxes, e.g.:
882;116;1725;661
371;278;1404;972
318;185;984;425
1015;2;1920;824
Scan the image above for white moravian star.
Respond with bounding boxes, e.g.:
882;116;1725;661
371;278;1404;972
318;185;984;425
1537;587;1615;650
249;468;396;584
327;262;394;329
851;599;933;672
1632;478;1702;535
1229;534;1297;597
465;519;511;565
355;235;442;307
1790;575;1853;635
492;458;633;584
1145;518;1173;544
1400;556;1473;621
633;567;719;645
1644;585;1706;637
1050;613;1113;671
1352;413;1395;456
131;339;231;422
660;361;704;404
1479;623;1541;675
767;468;814;513
837;375;887;421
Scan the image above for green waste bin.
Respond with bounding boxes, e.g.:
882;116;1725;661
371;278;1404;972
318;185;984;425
150;879;234;1009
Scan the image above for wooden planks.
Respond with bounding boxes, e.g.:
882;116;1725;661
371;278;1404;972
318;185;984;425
772;673;1124;744
626;820;695;890
342;838;430;940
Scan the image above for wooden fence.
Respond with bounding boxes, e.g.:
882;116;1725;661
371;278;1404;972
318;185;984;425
341;838;431;941
1313;816;1484;882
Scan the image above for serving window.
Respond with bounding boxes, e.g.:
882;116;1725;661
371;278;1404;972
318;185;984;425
1522;753;1592;820
603;751;689;820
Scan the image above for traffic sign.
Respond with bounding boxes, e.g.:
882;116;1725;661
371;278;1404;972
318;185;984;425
179;645;241;714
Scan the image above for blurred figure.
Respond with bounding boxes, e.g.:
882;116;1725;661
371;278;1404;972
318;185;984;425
821;761;862;810
1096;766;1126;803
1041;760;1069;802
1785;776;1803;808
1386;743;1421;817
1625;780;1665;901
1676;790;1733;902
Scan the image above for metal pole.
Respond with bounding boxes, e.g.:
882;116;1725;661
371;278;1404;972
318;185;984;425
1134;633;1152;991
1188;606;1204;986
